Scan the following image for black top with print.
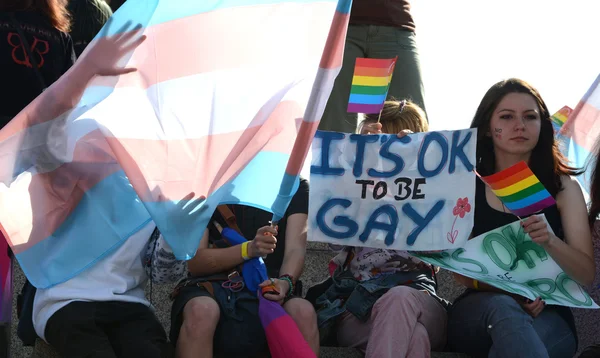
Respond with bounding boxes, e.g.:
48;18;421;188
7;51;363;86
0;11;76;124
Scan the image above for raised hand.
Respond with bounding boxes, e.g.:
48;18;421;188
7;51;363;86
77;17;146;77
396;129;413;138
157;192;208;238
361;122;383;135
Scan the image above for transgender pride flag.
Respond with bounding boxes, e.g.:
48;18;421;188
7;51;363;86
0;0;350;288
561;74;600;198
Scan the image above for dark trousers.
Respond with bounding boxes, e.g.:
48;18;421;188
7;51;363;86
45;301;172;358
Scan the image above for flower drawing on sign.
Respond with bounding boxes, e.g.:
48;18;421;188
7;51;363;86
453;197;471;218
448;197;471;243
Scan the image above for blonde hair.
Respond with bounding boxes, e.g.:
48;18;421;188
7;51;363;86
359;99;428;134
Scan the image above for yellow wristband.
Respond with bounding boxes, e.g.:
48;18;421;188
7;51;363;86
473;279;479;290
241;242;250;260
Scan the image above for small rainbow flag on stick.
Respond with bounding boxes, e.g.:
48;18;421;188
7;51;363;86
551;105;573;133
480;161;556;217
347;57;397;114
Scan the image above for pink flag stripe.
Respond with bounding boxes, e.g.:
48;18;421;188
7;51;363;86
4;98;300;254
0;2;336;140
88;3;336;91
564;102;600;152
264;316;316;358
318;10;350;69
561;73;600;152
285;120;322;175
104;101;304;203
1;130;121;254
0;67;92;142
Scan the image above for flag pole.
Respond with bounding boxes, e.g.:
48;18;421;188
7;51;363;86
270;0;351;229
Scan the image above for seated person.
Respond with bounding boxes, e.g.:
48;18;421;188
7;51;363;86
447;79;591;358
33;222;177;358
12;18;173;358
313;100;448;358
170;177;319;358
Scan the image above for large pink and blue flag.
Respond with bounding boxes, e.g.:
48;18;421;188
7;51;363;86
0;0;350;288
560;74;600;198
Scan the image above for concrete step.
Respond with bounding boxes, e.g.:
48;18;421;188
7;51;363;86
31;339;470;358
10;244;598;357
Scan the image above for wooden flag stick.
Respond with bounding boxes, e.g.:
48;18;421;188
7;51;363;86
377;57;397;123
376;109;383;123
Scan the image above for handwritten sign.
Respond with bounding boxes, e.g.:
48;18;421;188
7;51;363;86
415;216;598;309
307;129;476;251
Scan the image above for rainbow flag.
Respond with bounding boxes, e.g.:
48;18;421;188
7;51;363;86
551;105;573;133
480;161;556;217
560;74;600;199
259;292;316;358
347;57;396;114
0;0;350;288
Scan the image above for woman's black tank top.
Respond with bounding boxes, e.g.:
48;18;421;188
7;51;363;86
472;179;565;240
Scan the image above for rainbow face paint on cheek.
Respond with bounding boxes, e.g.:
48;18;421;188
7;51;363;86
494;128;502;139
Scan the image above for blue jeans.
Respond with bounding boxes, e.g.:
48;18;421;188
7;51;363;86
319;25;426;134
447;292;577;358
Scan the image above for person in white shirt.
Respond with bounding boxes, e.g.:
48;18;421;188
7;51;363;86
33;222;177;358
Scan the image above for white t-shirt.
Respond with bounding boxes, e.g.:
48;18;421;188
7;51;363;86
32;221;156;341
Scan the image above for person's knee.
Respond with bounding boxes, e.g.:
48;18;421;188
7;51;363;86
181;297;220;337
284;298;317;327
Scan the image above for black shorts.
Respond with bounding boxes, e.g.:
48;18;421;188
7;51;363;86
170;281;268;357
45;301;172;358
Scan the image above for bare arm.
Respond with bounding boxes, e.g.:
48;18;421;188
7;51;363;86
187;225;278;277
187;229;245;277
279;213;308;280
541;176;594;286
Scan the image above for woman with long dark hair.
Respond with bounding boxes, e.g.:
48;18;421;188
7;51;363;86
446;78;594;358
0;0;76;125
